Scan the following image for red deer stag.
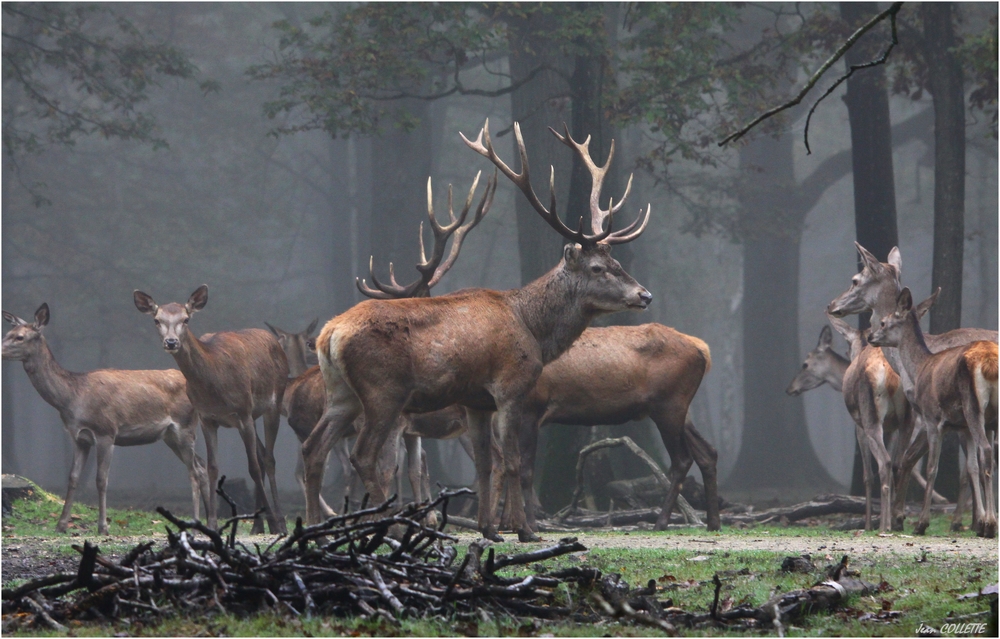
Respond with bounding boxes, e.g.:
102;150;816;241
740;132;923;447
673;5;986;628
304;120;651;541
827;243;997;531
2;303;211;534
286;172;492;517
134;285;289;534
869;288;997;538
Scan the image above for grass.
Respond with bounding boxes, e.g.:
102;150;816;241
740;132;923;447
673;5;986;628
2;489;996;636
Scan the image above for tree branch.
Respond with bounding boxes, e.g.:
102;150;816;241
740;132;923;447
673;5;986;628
718;2;904;148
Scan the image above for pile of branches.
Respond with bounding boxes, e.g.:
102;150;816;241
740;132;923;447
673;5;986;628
1;485;882;635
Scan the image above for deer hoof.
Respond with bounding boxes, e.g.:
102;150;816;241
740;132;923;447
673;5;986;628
950;521;966;532
517;528;541;543
482;526;504;543
912;521;929;536
976;519;997;539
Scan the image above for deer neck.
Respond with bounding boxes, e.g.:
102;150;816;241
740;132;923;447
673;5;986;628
21;337;79;410
894;314;932;385
825;352;850;391
511;266;596;365
171;330;218;385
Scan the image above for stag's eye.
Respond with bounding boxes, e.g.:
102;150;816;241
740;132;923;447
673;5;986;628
15;335;24;341
591;265;604;274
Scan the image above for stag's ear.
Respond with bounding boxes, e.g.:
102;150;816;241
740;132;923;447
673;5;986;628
914;287;940;319
306;318;319;336
887;246;902;274
855;242;882;273
187;285;208;313
563;243;582;265
33;303;49;328
817;325;833;349
2;311;25;327
265;322;280;337
134;290;158;315
897;287;913;312
826;314;856;341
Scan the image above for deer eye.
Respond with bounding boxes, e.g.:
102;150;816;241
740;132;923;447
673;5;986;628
591;265;604;274
15;335;24;341
154;319;160;326
183;318;189;324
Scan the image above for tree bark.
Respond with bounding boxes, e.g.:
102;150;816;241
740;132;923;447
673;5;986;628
724;130;841;492
840;1;901;497
921;2;967;501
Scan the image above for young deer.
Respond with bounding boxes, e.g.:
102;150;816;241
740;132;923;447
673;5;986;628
827;243;997;531
2;304;211;535
869;288;997;538
134;285;289;534
306;120;652;541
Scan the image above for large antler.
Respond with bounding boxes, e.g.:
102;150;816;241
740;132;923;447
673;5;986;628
460;118;649;246
357;170;498;300
549;124;650;245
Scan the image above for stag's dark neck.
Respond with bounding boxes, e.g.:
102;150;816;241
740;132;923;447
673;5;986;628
22;337;80;410
511;264;596;365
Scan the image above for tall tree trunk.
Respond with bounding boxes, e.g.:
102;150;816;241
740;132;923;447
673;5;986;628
922;2;967;500
506;11;573;286
724;130;841;493
368;98;433;282
839;1;900;497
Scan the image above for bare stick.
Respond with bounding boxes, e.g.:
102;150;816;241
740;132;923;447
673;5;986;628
718;2;904;148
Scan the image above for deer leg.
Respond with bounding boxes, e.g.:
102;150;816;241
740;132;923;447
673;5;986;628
894;423;927;531
350;398;407;507
518;414;543;532
465;408;502;541
162;421;210;522
201;420;220;529
303;398;361;524
963;390;996;538
654;422;692;531
865;423;894;534
854;423;875;532
404;434;424;502
914;420;944;536
236;416;277;534
57;437;91;533
261;407;287;534
494;401;536;543
333;436;357;512
93;436;115;536
684;416;720;531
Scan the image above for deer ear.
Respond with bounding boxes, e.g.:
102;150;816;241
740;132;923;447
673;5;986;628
265;322;280;337
563;243;582;265
187;285;209;313
33;303;49;328
855;242;882;273
818;325;833;349
887;246;902;273
897;287;913;312
2;311;24;327
134;290;159;315
306;318;319;336
914;287;940;319
826;314;855;341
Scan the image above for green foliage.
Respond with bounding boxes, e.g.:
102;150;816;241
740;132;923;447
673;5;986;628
2;3;215;163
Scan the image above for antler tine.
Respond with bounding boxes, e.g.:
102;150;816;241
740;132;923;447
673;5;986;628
463;119;588;245
550;123;619;236
356;255;419;299
427;170;498;289
603;203;651;245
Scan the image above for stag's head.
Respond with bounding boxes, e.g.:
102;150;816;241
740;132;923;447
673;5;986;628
461;119;652;313
1;303;49;361
827;243;902;319
134;285;208;353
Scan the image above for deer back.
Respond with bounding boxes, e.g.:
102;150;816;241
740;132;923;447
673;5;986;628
527;324;710;426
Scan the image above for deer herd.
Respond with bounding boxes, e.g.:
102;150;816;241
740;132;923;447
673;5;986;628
3;121;997;541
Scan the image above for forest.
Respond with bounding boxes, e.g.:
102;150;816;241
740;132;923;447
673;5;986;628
2;1;997;522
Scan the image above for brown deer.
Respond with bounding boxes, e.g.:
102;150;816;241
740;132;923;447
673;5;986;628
290;171;493;518
514;323;719;532
869;288;997;538
305;120;652;541
786;324;951;527
134;285;289;534
827;243;998;531
2;303;211;535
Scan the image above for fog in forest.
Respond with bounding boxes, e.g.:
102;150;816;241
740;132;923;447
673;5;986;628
3;3;996;516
